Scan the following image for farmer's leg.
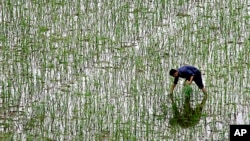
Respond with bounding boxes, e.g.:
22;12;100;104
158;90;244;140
201;87;207;95
194;71;207;95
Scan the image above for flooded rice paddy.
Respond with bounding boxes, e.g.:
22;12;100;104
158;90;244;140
0;0;250;140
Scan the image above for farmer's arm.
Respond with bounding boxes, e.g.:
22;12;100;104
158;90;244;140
170;84;176;94
185;75;194;85
170;77;178;94
186;67;197;83
189;75;194;83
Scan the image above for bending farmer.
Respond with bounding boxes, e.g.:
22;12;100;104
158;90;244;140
169;65;207;95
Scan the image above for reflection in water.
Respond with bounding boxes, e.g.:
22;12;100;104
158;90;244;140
169;85;207;128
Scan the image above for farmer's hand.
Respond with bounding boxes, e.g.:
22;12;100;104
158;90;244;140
169;84;176;95
169;92;173;99
185;80;192;85
185;76;194;85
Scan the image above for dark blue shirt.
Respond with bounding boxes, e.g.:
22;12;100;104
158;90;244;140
174;66;199;84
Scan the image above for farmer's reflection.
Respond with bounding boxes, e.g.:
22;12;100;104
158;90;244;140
169;85;207;128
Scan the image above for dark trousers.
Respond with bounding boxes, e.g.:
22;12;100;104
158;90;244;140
186;71;204;89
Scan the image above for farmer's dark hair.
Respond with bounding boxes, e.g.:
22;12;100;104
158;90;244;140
169;69;177;76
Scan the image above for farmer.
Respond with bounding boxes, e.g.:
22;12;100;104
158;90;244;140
169;65;207;95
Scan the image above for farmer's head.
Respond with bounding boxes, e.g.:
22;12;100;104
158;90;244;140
169;69;178;77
